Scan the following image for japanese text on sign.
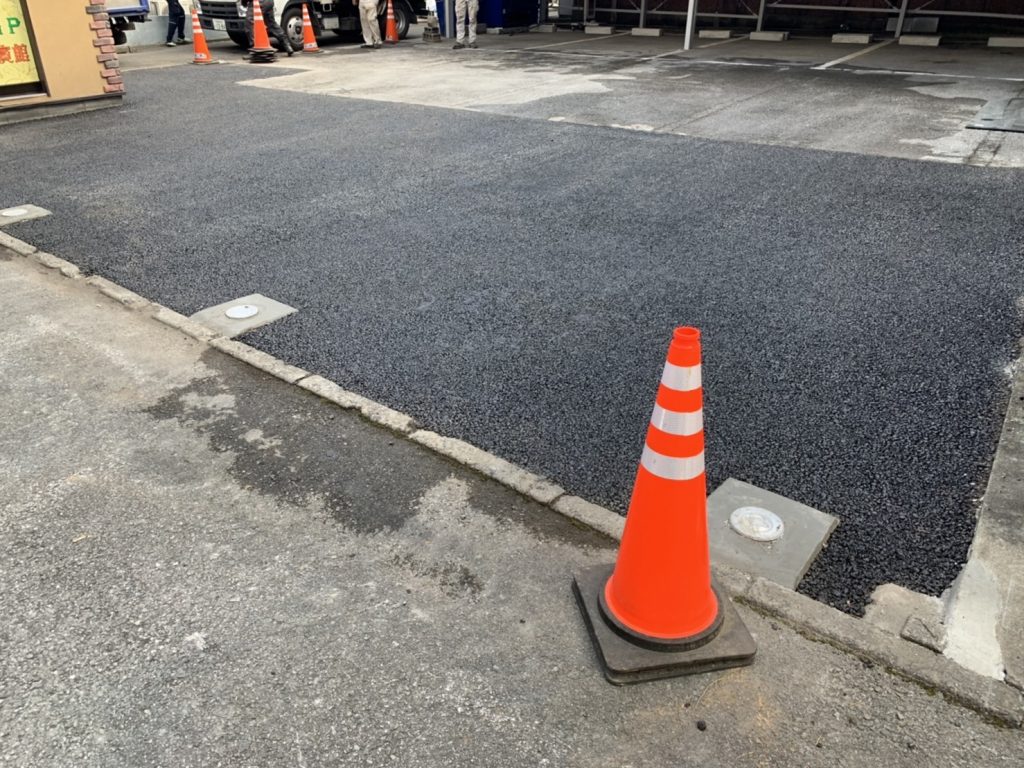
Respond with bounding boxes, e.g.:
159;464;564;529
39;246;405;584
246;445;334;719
0;0;40;88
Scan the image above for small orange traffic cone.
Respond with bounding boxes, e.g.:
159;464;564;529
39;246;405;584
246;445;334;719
385;0;399;44
249;0;276;62
300;3;320;53
573;327;756;684
190;8;214;64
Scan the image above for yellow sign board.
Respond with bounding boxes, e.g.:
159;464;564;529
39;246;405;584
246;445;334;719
0;0;40;88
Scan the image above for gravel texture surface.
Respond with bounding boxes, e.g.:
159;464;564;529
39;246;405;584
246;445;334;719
2;64;1022;613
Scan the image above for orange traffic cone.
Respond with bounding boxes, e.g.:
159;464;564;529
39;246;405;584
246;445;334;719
249;0;277;62
385;0;399;44
300;3;321;53
190;8;214;64
573;327;756;685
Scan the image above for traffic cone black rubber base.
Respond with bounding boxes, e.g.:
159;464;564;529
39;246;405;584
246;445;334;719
249;46;277;63
572;564;756;685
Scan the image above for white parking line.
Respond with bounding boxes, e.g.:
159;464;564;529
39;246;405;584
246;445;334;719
699;34;750;49
813;39;894;70
523;32;632;51
645;34;751;60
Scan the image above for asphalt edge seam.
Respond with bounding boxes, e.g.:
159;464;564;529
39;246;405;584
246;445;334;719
5;234;1020;728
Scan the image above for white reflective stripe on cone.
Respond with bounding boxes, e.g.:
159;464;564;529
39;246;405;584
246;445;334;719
661;361;701;392
650;404;703;436
640;445;705;481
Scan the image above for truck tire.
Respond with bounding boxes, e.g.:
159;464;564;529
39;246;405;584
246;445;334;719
228;30;250;48
377;0;412;39
282;5;306;50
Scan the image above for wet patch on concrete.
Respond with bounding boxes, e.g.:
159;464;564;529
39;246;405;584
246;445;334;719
142;351;612;549
391;552;484;598
142;351;449;534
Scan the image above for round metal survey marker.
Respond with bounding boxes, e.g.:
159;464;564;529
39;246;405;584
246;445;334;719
225;304;259;320
1;208;29;218
729;506;785;542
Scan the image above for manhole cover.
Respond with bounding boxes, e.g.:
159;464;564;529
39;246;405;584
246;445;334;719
729;506;785;542
1;208;29;217
225;304;259;320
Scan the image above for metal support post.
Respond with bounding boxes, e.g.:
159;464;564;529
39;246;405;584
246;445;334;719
756;0;766;32
684;0;698;50
895;0;909;38
639;0;647;29
445;0;454;38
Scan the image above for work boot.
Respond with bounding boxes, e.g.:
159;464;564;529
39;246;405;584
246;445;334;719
453;41;465;49
469;42;478;48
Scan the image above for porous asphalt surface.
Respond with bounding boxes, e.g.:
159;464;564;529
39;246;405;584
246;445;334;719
3;63;1022;612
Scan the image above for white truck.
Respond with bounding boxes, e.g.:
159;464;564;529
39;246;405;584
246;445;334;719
195;0;421;49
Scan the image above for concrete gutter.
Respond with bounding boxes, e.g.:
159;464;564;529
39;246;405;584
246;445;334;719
943;332;1024;688
2;229;1021;727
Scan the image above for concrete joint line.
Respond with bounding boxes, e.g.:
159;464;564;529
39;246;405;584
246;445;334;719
4;236;1023;726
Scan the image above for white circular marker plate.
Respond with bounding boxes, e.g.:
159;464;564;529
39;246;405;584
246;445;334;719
1;208;29;218
729;506;785;542
225;304;259;320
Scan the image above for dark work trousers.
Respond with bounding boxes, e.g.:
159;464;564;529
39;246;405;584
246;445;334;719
166;0;186;42
245;0;294;51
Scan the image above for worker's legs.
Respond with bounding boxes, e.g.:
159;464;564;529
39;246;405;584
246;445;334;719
245;4;254;45
359;0;381;46
166;0;186;43
465;0;479;44
454;0;467;44
261;0;295;52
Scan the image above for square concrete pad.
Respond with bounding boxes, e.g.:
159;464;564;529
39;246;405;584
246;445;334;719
707;478;838;589
0;204;51;226
190;294;297;338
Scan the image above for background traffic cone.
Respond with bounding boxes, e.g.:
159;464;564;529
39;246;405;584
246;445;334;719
190;9;214;64
301;4;320;53
249;0;277;63
572;327;756;685
385;0;399;44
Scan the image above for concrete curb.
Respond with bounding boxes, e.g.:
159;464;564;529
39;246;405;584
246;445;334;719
734;575;1023;727
943;337;1024;688
0;231;37;256
32;251;80;279
5;240;1022;727
86;275;150;308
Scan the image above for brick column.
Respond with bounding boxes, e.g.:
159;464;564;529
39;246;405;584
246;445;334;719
86;1;124;95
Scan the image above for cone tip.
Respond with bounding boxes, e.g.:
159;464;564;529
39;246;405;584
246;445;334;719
673;327;700;345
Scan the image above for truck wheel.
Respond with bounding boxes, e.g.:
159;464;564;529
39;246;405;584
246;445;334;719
228;30;250;48
377;0;412;39
282;6;306;50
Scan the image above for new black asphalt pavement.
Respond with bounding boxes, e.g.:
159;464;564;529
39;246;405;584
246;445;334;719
3;62;1022;612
